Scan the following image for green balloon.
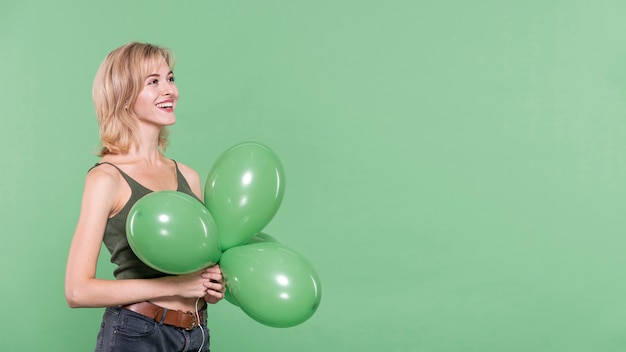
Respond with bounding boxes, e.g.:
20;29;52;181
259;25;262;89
224;232;279;307
224;287;239;306
126;191;222;275
204;142;285;250
220;241;322;328
246;232;279;244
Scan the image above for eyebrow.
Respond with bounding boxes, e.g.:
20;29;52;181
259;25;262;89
145;71;174;79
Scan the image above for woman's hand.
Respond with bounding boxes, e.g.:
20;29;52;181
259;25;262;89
202;264;225;304
162;269;216;299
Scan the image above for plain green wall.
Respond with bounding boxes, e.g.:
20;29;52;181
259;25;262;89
3;0;626;351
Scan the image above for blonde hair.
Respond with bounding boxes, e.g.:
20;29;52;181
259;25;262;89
92;42;175;156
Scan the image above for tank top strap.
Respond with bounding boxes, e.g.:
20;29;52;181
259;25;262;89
172;159;181;176
89;162;151;192
172;160;187;188
171;159;201;202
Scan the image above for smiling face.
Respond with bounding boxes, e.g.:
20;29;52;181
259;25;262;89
133;60;179;128
93;42;178;155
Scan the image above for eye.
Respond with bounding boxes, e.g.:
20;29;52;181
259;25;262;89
148;79;158;85
168;76;175;83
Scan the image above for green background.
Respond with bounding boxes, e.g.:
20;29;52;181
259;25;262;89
2;1;626;351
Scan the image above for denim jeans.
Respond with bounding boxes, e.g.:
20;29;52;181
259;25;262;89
95;305;210;352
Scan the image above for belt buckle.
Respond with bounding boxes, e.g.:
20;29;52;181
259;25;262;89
184;311;198;331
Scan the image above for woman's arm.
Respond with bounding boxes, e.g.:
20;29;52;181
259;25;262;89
64;166;214;308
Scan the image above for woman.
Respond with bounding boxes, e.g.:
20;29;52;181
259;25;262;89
65;42;223;352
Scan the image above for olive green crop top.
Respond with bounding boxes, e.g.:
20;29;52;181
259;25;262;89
90;161;201;280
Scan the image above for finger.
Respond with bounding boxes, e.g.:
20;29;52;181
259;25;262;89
205;286;225;298
202;272;223;282
204;280;224;292
204;292;222;304
204;264;221;273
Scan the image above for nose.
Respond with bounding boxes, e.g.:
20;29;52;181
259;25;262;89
162;81;177;96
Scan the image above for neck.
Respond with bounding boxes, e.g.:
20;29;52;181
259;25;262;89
125;125;165;165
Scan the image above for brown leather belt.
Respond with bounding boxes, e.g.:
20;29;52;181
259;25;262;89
121;301;205;330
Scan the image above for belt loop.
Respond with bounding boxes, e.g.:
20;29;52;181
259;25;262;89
154;307;168;324
160;308;168;324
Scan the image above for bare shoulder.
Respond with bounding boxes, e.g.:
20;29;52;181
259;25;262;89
82;163;125;207
85;163;121;189
175;161;200;183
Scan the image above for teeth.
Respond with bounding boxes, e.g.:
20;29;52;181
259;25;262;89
156;102;173;108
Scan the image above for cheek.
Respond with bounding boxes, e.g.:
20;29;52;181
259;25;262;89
133;97;152;114
135;91;153;106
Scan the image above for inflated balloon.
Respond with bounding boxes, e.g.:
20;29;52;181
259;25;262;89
247;232;279;244
204;142;285;250
220;241;322;328
224;232;279;306
126;191;221;275
224;287;239;306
